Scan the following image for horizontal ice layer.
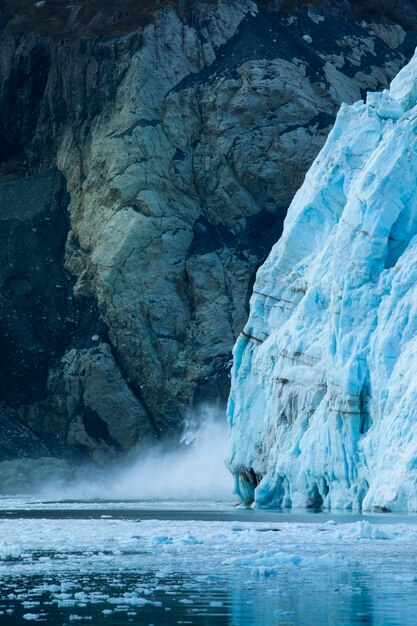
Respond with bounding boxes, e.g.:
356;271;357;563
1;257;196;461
227;49;417;512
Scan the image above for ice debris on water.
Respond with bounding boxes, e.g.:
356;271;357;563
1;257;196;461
1;513;417;621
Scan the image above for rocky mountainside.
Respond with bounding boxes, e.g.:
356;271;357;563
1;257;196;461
1;0;417;466
227;46;417;512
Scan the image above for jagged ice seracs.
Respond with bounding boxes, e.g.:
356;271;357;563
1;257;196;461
227;48;417;512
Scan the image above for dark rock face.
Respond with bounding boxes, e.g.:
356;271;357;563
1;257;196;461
0;169;73;404
0;37;51;171
0;0;417;464
0;403;48;460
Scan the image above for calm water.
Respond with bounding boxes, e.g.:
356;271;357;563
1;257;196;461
0;500;416;626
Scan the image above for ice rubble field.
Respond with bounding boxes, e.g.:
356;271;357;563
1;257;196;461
1;504;417;625
228;47;417;512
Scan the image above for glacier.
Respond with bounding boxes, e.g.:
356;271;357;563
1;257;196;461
227;49;417;512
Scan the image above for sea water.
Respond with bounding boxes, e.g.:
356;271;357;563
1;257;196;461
0;499;417;626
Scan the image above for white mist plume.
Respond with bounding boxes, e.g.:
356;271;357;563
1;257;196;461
51;406;234;501
111;407;233;500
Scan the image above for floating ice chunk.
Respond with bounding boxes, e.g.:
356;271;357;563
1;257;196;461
74;593;87;602
150;535;173;545
303;34;313;44
57;600;77;607
107;596;151;606
342;521;390;541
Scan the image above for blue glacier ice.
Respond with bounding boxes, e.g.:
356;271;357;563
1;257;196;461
227;49;417;512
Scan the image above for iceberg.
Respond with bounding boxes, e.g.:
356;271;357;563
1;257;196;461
227;49;417;512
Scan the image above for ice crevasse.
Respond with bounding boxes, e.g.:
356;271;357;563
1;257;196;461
227;49;417;512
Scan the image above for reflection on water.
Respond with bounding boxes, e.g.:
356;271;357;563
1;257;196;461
204;567;416;626
1;565;416;626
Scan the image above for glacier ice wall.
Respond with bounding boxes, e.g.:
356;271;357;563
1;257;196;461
227;49;417;512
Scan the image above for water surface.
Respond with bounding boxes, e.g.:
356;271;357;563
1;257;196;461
0;499;416;626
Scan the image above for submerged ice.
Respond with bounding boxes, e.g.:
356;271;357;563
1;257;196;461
227;49;417;512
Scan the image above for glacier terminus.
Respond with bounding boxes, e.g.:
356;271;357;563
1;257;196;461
227;49;417;513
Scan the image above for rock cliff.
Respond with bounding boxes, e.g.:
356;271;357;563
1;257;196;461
1;0;417;464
